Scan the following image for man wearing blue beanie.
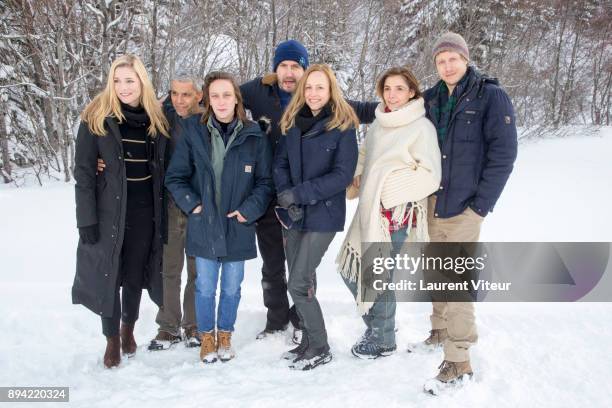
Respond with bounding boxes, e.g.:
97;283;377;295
240;39;377;343
273;40;309;72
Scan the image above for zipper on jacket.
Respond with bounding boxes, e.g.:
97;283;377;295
442;79;478;216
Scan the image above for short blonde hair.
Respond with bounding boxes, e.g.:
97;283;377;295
280;64;358;134
81;54;169;138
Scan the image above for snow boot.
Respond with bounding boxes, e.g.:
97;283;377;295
148;330;181;351
103;335;121;368
289;345;332;371
423;360;474;395
407;328;448;353
199;331;217;364
183;326;201;348
351;337;396;360
120;322;137;357
217;330;235;362
255;326;286;340
282;329;309;360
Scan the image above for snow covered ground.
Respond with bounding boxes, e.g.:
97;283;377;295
1;128;611;407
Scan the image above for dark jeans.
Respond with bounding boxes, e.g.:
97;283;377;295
256;204;300;330
102;205;153;337
285;229;335;350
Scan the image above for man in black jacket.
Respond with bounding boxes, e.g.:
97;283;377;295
240;40;377;341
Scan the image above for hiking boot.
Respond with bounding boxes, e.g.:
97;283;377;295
282;329;309;360
103;335;121;368
289;345;332;371
120;322;137;357
351;337;396;360
423;360;474;395
148;331;181;351
183;327;201;348
255;326;286;340
199;331;217;364
407;328;448;353
217;330;235;362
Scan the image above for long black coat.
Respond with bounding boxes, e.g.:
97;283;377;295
72;117;167;317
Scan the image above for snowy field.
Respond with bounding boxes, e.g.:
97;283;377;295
1;128;611;407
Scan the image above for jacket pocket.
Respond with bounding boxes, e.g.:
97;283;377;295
320;139;338;153
454;110;481;142
238;151;256;177
96;173;107;192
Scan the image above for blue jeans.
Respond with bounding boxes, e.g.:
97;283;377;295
194;257;245;333
342;227;408;347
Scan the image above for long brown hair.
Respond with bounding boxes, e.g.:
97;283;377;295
376;65;422;102
81;54;169;137
280;64;359;134
201;71;248;124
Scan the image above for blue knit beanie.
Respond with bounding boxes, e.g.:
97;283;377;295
273;40;309;72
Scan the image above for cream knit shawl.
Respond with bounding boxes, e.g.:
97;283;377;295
336;97;442;314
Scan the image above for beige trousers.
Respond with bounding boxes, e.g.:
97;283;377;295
427;196;483;362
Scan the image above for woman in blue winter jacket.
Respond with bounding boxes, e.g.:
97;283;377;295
274;64;359;370
165;71;273;364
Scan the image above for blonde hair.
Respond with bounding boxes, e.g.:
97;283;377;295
81;54;169;137
280;64;359;134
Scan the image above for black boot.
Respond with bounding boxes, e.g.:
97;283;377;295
282;329;309;360
288;344;332;371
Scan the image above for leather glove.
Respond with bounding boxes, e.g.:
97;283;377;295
277;189;296;209
79;224;99;245
287;205;303;222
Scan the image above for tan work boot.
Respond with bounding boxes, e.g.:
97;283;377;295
407;328;448;353
199;331;217;364
120;322;137;356
103;335;121;368
423;360;474;395
217;330;235;362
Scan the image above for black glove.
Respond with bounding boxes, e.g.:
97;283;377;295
277;189;296;209
79;224;99;245
287;205;303;222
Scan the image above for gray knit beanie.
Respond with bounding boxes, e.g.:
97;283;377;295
432;32;470;62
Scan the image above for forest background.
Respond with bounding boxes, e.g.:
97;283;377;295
0;0;609;185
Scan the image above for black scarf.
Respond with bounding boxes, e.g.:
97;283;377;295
295;103;332;134
120;102;150;128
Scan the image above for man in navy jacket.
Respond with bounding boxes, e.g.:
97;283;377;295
417;32;517;394
240;40;377;341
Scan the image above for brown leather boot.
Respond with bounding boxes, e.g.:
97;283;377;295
435;360;473;383
407;328;448;353
103;335;121;368
120;322;137;356
423;360;474;395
